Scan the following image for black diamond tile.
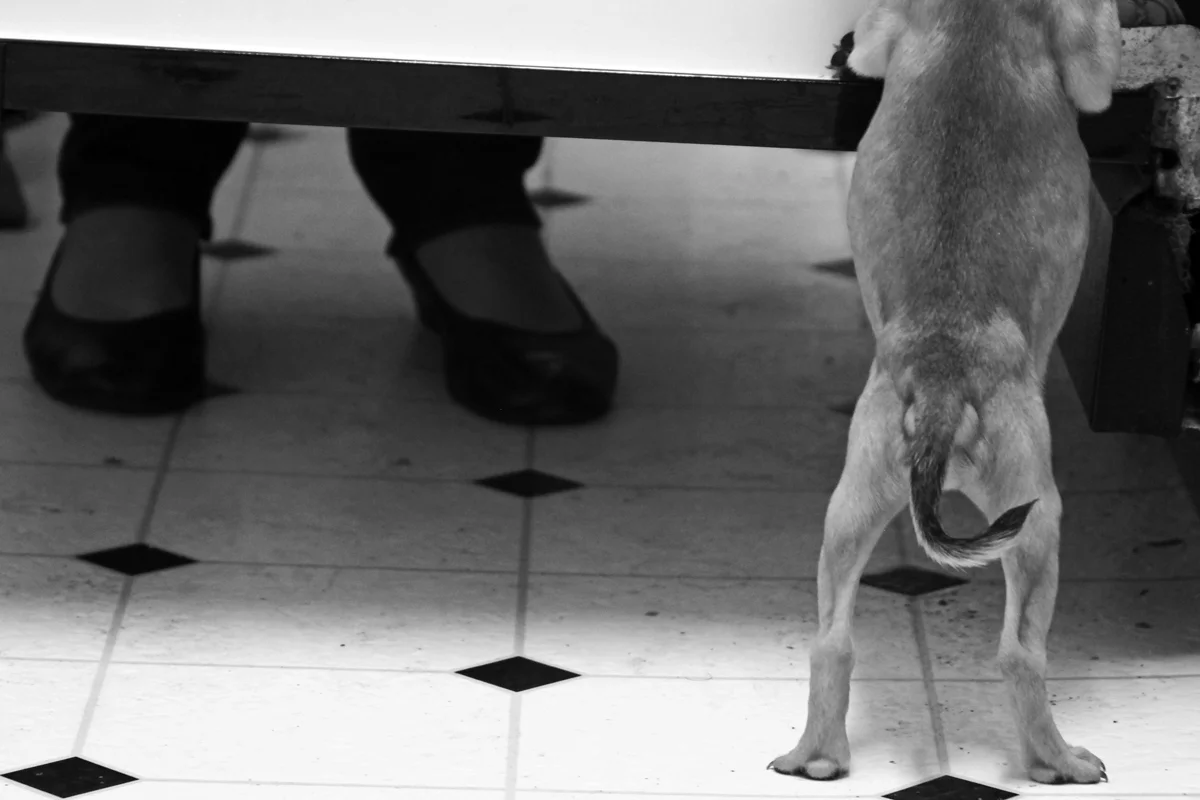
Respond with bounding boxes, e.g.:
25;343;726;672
476;469;582;498
528;187;592;210
457;656;580;692
77;543;197;576
861;566;968;597
2;757;138;798
201;239;276;261
885;774;1017;800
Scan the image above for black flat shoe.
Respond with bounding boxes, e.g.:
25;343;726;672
22;247;207;415
396;252;618;426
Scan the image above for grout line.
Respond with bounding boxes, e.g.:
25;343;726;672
69;578;133;756
71;413;186;754
908;598;950;773
9;652;1194;682
205;136;265;318
0;454;1179;502
30;773;878;798
133;419;185;546
0;459;159;473
506;430;538;800
0;379;1117;415
0;380;874;410
6;548;1200;587
505;692;524;800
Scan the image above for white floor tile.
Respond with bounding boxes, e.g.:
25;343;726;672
0;384;172;468
0;464;155;555
150;472;523;571
566;253;868;332
211;129;259;241
517;677;939;796
523;574;922;680
0;303;36;381
85;664;511;788
922;579;1200;680
207;312;439;399
113;563;519;670
247;126;365;194
548;193;850;268
529;486;905;579
171;394;526;480
239;184;391;252
212;249;412;319
0;556;124;660
939;677;1200;793
534;406;849;492
614;327;874;407
112;784;505;800
544;138;853;207
0;659;98;774
515;795;821;800
0;229;62;308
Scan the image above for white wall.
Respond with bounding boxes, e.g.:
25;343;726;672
3;0;869;79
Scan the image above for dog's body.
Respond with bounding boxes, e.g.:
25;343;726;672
769;0;1121;785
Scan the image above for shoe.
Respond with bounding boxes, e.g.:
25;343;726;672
396;252;618;426
23;247;207;415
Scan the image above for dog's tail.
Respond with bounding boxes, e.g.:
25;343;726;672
904;389;1035;570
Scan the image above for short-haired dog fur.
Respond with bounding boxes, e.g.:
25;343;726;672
768;0;1122;785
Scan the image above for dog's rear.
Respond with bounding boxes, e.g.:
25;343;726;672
769;0;1121;785
849;0;1120;568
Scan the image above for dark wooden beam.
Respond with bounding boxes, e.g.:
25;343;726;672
0;39;1157;157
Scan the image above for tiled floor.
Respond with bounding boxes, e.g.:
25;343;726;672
1;114;1199;800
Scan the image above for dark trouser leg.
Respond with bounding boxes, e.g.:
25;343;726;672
59;114;248;239
346;128;542;255
345;128;617;426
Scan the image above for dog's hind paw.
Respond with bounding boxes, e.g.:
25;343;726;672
767;752;847;781
1029;745;1107;785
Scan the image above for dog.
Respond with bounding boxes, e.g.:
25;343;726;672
768;0;1122;785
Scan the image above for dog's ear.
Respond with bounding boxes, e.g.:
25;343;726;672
846;0;910;78
1049;0;1122;113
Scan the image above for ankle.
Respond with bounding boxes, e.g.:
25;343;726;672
51;206;200;321
413;224;583;331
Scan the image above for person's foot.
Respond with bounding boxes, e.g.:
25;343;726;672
22;205;207;415
413;224;584;332
399;223;618;426
49;206;199;320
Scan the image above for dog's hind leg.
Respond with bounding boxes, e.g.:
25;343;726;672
962;385;1106;785
769;363;907;780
